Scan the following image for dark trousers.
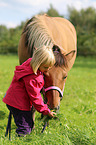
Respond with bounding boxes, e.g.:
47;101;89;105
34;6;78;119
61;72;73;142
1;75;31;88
7;105;34;136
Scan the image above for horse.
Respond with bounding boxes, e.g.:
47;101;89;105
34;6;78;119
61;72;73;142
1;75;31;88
18;14;77;114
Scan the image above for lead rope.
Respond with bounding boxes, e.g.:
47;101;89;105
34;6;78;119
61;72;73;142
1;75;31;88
41;88;49;133
41;117;49;133
41;122;48;133
5;111;12;140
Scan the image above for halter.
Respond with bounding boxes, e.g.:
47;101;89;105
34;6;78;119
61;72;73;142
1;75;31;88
44;86;63;99
43;83;65;100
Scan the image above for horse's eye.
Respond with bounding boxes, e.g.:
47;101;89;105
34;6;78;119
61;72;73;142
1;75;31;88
63;76;67;80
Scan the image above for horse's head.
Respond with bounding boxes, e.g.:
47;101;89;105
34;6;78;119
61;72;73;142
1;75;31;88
44;66;67;110
43;46;76;111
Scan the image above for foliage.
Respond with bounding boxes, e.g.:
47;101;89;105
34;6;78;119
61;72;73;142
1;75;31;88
39;4;64;17
0;55;96;144
68;7;96;56
0;25;22;54
47;4;64;17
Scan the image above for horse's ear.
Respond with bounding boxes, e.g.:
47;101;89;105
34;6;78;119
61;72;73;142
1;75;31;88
65;50;76;71
65;50;76;60
53;45;60;53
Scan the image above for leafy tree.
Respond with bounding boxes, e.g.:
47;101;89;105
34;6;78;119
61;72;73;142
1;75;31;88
68;7;96;56
0;25;9;42
0;25;21;54
47;4;64;17
39;4;64;17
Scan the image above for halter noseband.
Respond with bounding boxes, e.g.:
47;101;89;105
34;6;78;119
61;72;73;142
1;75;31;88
43;84;65;100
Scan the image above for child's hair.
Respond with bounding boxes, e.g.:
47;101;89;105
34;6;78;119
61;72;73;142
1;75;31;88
30;45;55;74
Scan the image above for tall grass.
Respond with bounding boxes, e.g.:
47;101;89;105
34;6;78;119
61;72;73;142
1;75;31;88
0;55;96;145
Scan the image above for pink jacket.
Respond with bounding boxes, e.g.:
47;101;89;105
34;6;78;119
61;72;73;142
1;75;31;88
3;58;50;115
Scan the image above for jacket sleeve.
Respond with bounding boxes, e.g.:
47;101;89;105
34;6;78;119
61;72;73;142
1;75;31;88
23;75;50;115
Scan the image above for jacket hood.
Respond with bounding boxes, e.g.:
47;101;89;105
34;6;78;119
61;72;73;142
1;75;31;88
15;58;33;81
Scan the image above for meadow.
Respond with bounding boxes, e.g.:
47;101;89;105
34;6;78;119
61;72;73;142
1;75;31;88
0;55;96;145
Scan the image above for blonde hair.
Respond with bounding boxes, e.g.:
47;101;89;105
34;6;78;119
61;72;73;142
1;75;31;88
30;45;55;74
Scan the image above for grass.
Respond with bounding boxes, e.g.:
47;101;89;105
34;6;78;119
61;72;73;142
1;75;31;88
0;55;96;145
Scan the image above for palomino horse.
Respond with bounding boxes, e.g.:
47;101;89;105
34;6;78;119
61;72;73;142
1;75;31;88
18;14;77;112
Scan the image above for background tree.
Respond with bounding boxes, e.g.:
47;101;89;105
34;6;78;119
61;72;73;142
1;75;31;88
47;4;64;17
68;7;96;56
0;23;23;54
39;4;63;17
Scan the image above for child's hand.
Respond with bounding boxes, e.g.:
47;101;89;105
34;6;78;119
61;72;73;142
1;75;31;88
48;111;56;118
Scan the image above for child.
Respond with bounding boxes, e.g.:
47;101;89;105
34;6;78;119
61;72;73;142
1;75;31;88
3;45;56;137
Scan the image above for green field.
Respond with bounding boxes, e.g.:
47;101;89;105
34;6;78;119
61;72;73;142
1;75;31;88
0;55;96;145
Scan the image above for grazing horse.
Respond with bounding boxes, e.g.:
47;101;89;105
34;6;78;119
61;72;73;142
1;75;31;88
18;14;77;113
